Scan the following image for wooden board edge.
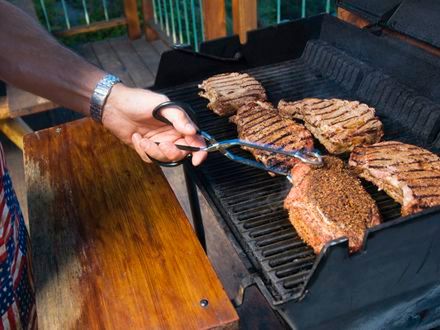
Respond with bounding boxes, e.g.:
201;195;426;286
0;96;9;119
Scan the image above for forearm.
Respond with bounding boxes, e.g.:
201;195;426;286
0;1;106;115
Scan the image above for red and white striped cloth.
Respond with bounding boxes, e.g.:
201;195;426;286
0;145;36;329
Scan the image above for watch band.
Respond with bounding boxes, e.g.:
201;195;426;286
90;74;122;122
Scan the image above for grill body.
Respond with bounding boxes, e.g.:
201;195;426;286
155;15;440;329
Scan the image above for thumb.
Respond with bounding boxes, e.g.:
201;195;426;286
160;107;198;136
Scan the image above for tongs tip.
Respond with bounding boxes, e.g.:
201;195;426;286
294;148;324;167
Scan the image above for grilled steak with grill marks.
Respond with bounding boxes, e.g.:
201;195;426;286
230;101;314;173
199;72;267;116
349;141;440;216
278;98;384;154
284;156;381;254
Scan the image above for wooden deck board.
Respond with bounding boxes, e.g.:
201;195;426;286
131;38;162;75
91;40;135;87
0;96;8;119
24;118;239;329
151;39;169;55
7;85;57;118
109;37;155;88
78;43;100;67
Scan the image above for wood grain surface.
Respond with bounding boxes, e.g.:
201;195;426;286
109;37;155;88
24;118;238;329
0;117;33;150
92;40;136;87
54;18;128;37
142;0;159;41
0;96;8;119
232;0;257;43
7;84;58;117
123;0;142;39
337;7;371;29
201;0;227;40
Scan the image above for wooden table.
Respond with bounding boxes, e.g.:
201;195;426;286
24;118;238;329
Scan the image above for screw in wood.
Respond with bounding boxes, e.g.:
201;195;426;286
199;299;209;308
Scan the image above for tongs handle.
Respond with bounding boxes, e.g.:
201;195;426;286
152;101;200;166
153;101;200;133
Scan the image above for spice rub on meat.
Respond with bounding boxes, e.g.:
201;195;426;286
284;156;381;254
230;100;314;173
349;141;440;216
199;72;267;116
278;98;383;154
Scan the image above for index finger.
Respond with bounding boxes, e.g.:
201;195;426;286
160;106;198;136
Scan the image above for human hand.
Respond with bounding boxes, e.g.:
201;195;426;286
101;84;207;166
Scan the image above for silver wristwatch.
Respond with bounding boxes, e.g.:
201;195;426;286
90;74;122;122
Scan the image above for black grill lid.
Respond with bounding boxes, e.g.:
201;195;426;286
387;0;440;48
337;0;440;49
336;0;402;23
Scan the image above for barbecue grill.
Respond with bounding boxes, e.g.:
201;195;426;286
153;12;440;330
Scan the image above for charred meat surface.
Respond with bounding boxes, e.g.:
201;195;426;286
230;100;314;173
284;156;381;254
349;141;440;216
199;72;267;116
278;98;384;154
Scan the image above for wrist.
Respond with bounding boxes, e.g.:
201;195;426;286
101;83;128;128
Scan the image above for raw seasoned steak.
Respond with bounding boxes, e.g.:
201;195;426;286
199;72;267;116
278;98;383;154
349;141;440;216
230;100;314;173
284;156;381;254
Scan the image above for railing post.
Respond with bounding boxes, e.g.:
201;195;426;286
201;0;226;40
142;0;159;41
123;0;142;39
232;0;257;43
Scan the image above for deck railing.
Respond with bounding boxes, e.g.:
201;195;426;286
30;0;335;48
146;0;336;50
148;0;205;50
34;0;141;39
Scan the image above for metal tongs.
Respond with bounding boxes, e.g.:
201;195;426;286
152;101;323;182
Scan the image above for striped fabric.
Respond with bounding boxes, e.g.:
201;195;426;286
0;145;36;330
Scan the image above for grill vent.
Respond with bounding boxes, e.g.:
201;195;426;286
357;71;440;145
302;40;371;91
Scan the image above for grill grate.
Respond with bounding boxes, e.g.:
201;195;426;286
158;40;439;303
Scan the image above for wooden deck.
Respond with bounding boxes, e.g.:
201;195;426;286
77;37;168;88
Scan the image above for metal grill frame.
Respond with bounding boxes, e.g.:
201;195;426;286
154;14;440;329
